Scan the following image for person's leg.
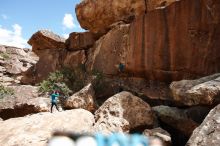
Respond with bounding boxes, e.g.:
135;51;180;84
51;103;54;113
55;103;59;111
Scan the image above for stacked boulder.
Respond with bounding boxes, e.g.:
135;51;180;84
0;45;38;86
21;30;87;84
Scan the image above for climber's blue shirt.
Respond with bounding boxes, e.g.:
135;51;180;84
51;93;59;103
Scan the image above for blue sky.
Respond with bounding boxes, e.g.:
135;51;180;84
0;0;84;48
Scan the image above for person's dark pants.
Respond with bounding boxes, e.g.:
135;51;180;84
51;102;59;113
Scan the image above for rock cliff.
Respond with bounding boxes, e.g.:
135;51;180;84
82;0;220;82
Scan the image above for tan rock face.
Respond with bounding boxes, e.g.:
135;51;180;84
153;106;199;137
65;32;97;51
63;84;96;112
186;104;220;146
28;30;66;53
0;85;50;120
76;0;146;33
85;0;220;82
23;30;86;84
127;0;220;82
94;91;154;134
21;49;63;84
170;73;220;106
0;109;95;146
63;50;86;69
86;23;130;75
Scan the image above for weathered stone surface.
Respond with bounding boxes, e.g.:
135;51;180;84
86;0;220;82
28;30;66;53
63;50;86;69
63;84;96;112
147;0;176;11
143;127;171;146
86;23;130;75
0;109;95;146
153;106;199;136
76;0;177;33
186;104;220;146
76;0;145;33
170;73;220;106
126;0;220;82
0;45;38;85
21;49;63;84
23;31;86;84
21;49;85;84
0;85;50;120
65;32;97;51
94;91;154;134
92;76;177;107
5;58;26;74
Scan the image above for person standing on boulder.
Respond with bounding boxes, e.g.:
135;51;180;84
50;90;60;113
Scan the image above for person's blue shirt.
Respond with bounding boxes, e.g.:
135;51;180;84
119;63;125;72
51;93;59;103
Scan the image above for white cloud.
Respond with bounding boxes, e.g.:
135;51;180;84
0;24;27;48
62;33;69;39
62;13;76;29
1;14;8;20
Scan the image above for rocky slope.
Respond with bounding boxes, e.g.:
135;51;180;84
0;109;94;146
0;45;38;86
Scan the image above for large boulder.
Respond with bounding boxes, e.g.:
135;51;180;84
186;104;220;146
85;0;220;82
4;57;26;74
0;109;95;146
28;30;66;53
76;0;176;33
0;85;50;120
153;106;199;137
23;30;86;84
63;84;96;112
0;45;38;83
65;32;97;51
170;73;220;106
24;30;66;83
76;0;145;33
94;91;155;134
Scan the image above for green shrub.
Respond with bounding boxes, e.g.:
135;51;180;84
38;65;106;97
0;84;14;99
0;52;10;60
39;66;87;96
91;69;106;93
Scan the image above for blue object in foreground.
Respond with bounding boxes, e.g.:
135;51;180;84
95;133;149;146
49;132;150;146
